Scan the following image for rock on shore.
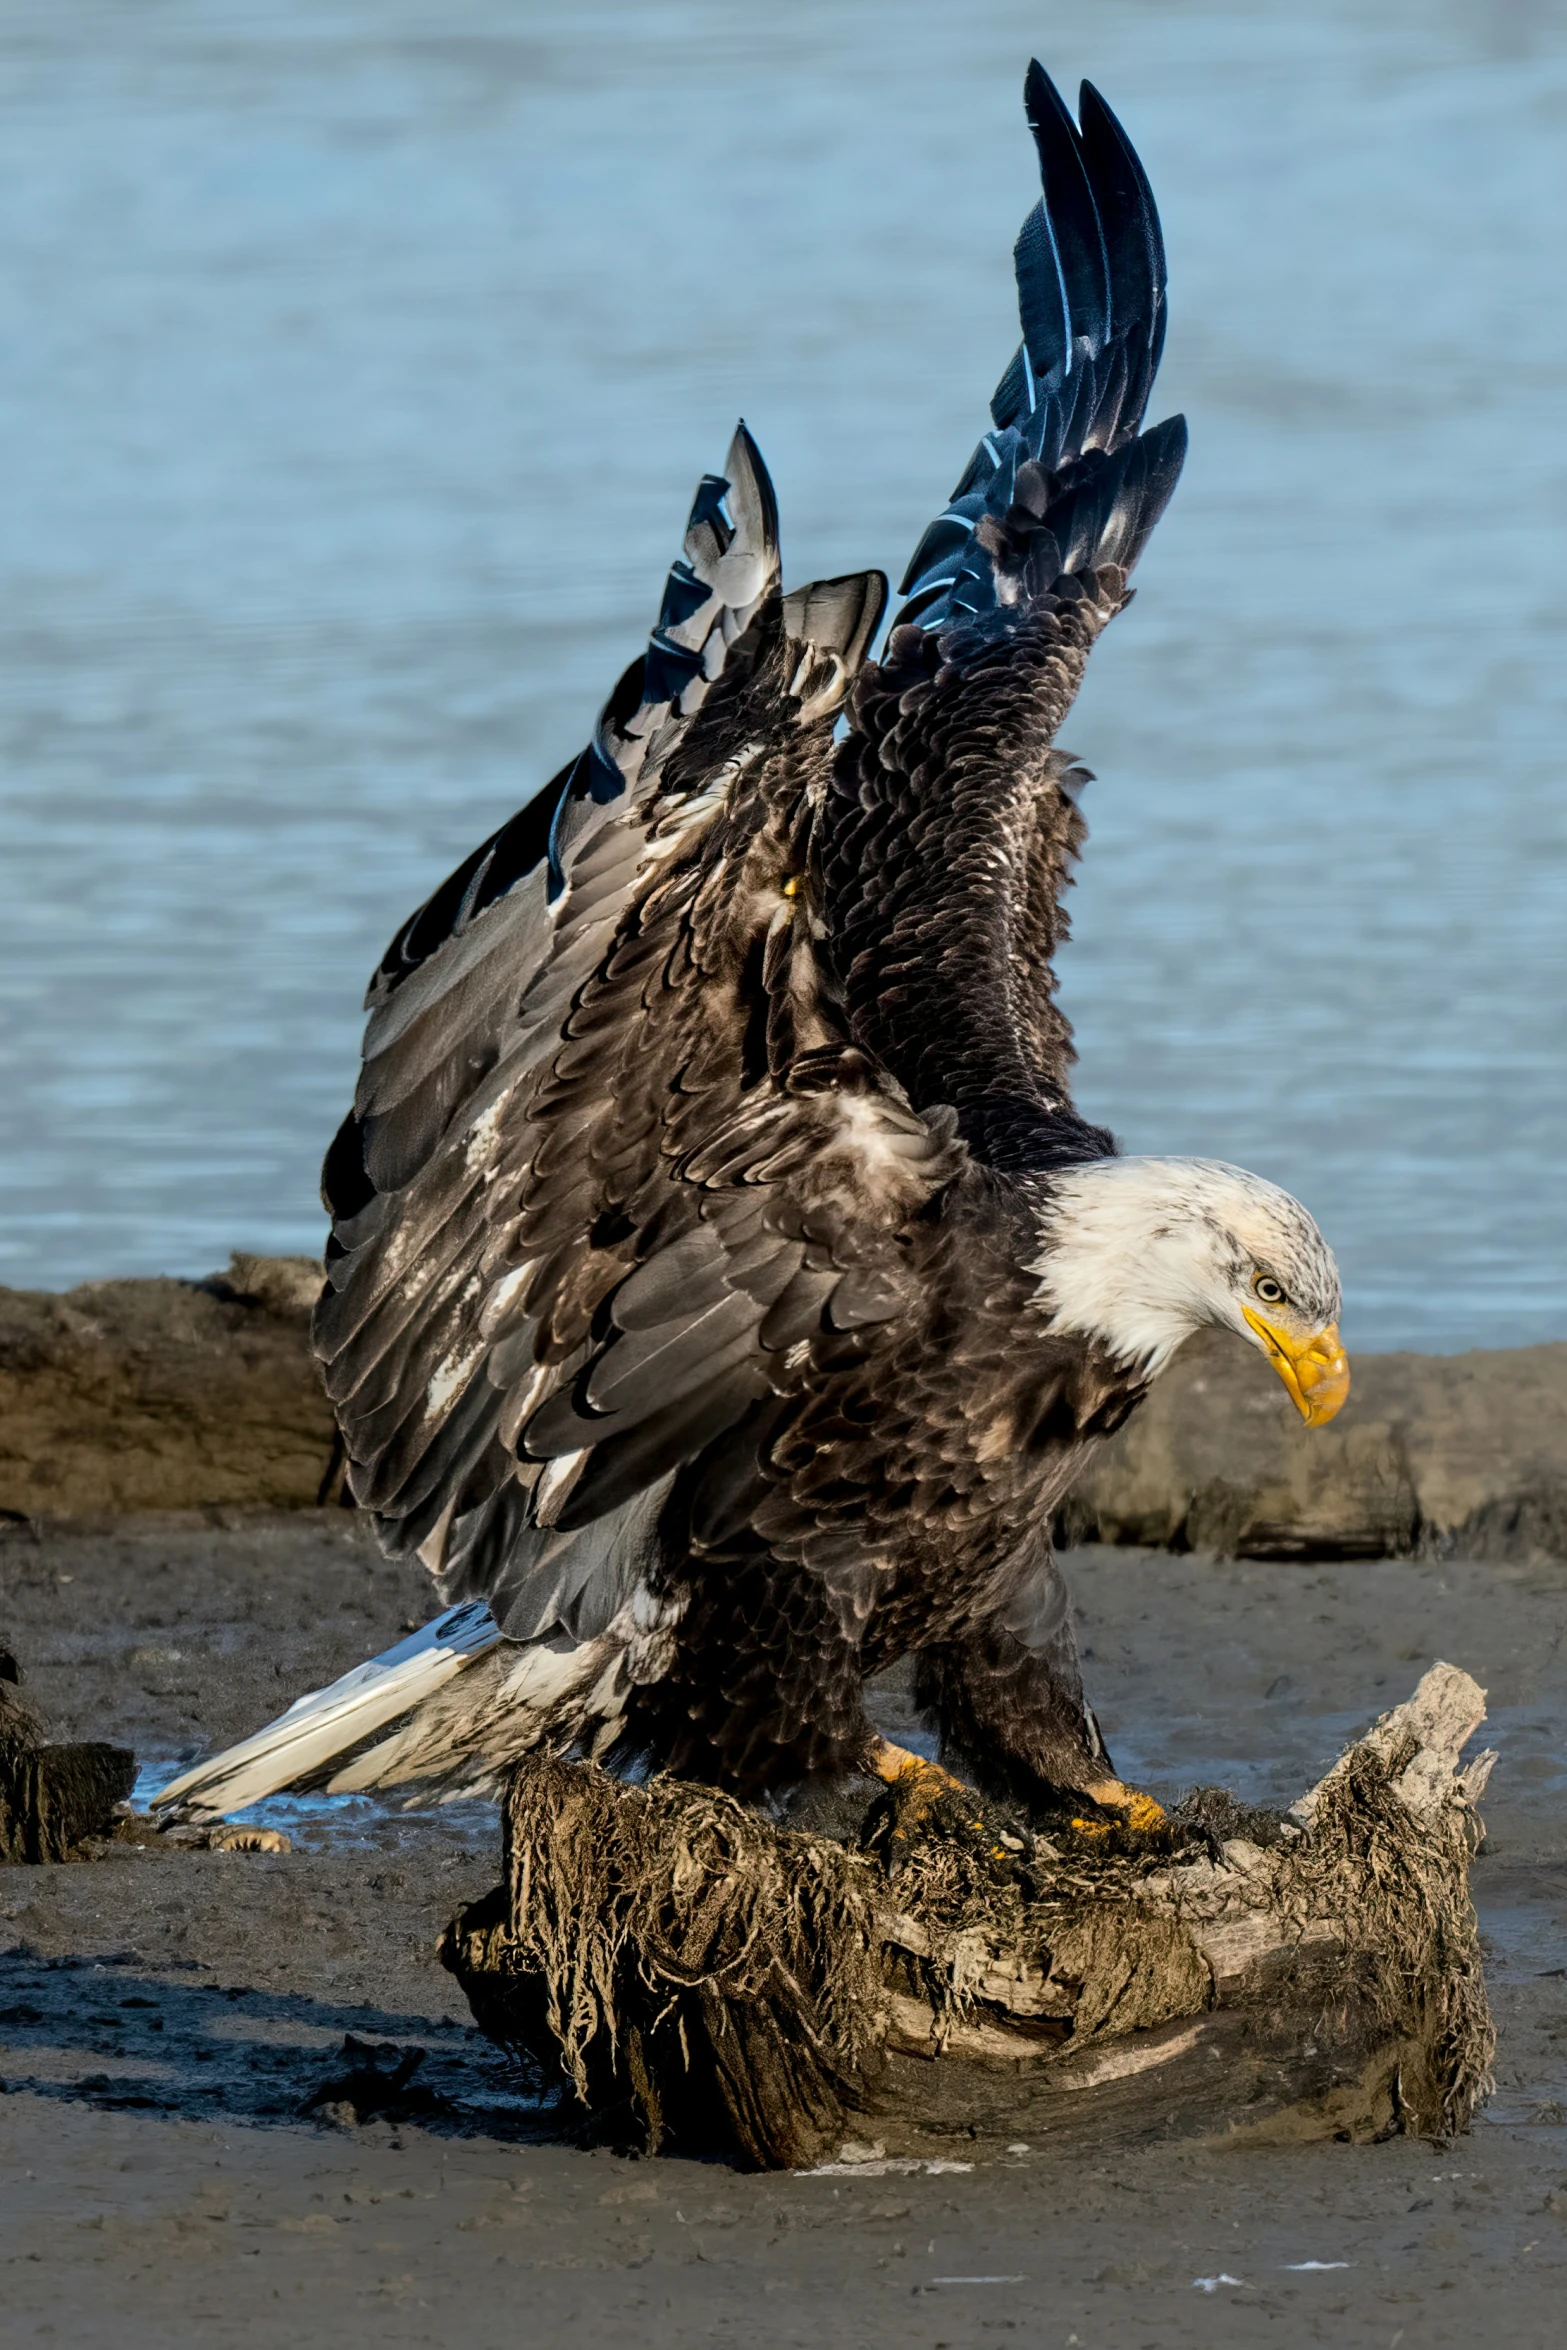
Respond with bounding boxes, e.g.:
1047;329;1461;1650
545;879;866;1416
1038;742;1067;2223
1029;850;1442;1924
0;1260;1563;1560
1064;1326;1567;1562
0;1255;334;1521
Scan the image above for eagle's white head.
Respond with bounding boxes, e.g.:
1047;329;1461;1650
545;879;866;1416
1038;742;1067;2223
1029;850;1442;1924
1031;1156;1349;1423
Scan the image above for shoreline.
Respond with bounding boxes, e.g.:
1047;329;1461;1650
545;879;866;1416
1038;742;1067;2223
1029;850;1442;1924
2;1258;1563;1560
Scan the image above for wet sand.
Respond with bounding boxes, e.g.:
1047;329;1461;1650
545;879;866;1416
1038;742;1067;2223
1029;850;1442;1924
2;1514;1564;2347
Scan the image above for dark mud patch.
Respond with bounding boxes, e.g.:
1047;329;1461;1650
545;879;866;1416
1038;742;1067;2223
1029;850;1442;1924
0;1938;542;2140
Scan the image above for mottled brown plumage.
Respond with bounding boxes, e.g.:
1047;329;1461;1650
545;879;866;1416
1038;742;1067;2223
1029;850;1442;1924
302;63;1191;1808
160;66;1288;1830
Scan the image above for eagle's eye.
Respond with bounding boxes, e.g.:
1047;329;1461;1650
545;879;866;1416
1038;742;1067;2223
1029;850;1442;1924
1252;1273;1288;1307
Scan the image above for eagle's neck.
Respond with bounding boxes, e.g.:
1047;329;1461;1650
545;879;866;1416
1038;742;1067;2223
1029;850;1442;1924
1029;1156;1255;1375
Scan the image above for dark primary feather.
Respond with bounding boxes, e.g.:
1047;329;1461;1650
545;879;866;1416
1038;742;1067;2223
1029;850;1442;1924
821;63;1186;1170
898;64;1178;630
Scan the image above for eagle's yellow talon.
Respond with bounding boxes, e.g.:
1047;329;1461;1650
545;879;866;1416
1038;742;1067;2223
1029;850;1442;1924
864;1737;966;1823
1079;1777;1166;1835
208;1824;291;1854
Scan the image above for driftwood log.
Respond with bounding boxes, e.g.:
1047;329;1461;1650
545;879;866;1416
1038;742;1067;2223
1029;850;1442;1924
441;1665;1495;2169
0;1646;136;1864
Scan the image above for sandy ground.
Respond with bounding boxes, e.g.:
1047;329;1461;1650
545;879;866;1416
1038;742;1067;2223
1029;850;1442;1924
1;1513;1564;2348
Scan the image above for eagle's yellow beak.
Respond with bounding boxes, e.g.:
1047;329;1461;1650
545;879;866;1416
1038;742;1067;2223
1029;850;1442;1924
1242;1310;1351;1427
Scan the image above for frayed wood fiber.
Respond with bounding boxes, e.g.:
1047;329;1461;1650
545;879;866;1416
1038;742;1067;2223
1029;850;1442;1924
442;1666;1495;2168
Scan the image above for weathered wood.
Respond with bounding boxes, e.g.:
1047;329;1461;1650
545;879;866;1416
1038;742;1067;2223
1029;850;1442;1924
441;1665;1495;2168
1;1659;136;1863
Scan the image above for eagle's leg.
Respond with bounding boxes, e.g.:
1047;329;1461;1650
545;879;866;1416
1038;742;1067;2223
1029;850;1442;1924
861;1736;1030;1867
863;1735;967;1808
912;1612;1166;1839
1074;1776;1167;1834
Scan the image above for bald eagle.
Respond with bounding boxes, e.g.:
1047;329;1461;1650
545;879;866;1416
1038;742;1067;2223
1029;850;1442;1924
157;64;1348;1831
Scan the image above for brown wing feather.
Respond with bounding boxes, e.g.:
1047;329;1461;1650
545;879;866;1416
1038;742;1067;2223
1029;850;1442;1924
312;436;931;1651
822;593;1119;1170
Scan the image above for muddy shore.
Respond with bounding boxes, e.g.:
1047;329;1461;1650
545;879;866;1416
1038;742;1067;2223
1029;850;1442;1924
5;1261;1565;1564
1;1513;1564;2346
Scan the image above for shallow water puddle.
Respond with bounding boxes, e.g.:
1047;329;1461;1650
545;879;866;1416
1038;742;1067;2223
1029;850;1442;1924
131;1761;499;1858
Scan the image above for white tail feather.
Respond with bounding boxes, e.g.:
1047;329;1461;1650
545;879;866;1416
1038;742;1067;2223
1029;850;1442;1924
149;1601;503;1818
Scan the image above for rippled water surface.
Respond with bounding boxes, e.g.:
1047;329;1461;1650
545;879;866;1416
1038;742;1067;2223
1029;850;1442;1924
1;0;1563;1349
130;1761;501;1858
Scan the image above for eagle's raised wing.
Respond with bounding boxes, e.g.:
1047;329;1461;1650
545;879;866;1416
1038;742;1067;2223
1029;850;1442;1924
821;65;1186;1171
314;428;962;1645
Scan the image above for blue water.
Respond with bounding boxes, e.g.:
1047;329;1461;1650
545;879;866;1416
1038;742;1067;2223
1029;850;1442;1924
1;1;1563;1351
130;1758;499;1856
